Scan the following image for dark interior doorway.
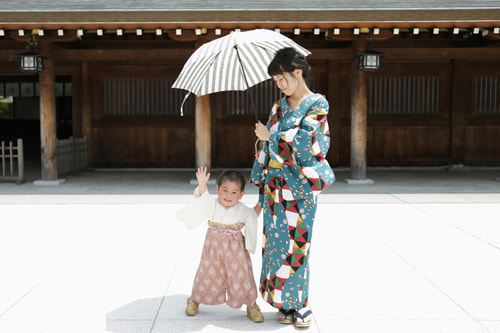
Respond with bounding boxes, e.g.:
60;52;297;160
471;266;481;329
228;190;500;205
0;75;72;162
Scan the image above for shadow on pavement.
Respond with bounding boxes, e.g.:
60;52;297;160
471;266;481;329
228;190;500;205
106;294;292;333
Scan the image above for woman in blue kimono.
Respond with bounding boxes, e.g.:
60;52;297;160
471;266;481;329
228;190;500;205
251;47;335;328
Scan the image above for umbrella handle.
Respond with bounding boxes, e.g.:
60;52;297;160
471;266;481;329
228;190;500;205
254;139;260;157
179;92;191;117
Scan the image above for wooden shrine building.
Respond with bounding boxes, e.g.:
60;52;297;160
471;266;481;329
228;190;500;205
0;1;500;181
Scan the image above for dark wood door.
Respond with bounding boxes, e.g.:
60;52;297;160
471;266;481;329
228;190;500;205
89;64;196;168
337;62;453;166
462;62;500;165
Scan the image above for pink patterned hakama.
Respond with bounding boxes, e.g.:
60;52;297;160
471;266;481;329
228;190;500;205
191;222;258;308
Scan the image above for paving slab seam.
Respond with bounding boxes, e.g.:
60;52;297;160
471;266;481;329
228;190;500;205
410;203;500;250
149;232;191;333
0;238;93;319
360;220;490;332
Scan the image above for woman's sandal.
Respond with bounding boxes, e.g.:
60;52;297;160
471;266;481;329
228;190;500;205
295;306;313;328
277;308;296;324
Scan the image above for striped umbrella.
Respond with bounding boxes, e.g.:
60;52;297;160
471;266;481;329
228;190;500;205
172;29;311;121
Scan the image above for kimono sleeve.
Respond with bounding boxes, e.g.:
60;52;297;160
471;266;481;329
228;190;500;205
175;187;212;229
250;140;269;206
243;207;259;254
250;104;275;205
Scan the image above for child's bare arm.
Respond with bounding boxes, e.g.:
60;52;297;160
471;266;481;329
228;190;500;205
253;202;262;216
196;166;210;195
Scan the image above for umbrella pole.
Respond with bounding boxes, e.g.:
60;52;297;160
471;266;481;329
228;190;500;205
246;90;259;123
234;46;260;123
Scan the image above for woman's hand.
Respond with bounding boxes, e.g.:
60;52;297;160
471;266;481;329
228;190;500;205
255;121;271;141
254;202;262;216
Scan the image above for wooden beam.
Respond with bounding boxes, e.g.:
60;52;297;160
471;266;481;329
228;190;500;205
0;9;499;28
1;46;499;63
7;30;78;42
327;28;396;41
379;47;500;60
307;49;352;60
41;47;500;62
166;29;199;41
166;29;229;42
50;48;195;61
0;47;351;62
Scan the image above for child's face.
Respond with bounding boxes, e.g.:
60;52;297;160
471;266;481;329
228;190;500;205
216;180;244;208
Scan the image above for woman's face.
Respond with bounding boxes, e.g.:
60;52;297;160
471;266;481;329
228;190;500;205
272;70;300;96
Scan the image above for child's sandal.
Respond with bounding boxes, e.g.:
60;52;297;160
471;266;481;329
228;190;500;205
247;304;264;323
277;308;295;324
185;297;199;316
295;306;313;328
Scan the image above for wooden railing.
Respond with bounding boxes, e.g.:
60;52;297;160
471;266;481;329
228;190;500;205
57;136;87;176
0;138;24;184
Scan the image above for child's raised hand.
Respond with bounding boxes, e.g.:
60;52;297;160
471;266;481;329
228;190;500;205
196;166;210;195
196;166;210;184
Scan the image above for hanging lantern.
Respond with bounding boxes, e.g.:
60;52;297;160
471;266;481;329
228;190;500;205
12;33;46;73
357;40;386;71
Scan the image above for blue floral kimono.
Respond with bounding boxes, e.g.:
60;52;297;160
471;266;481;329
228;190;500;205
250;93;335;310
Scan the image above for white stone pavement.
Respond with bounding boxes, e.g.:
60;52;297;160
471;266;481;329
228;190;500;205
0;168;499;332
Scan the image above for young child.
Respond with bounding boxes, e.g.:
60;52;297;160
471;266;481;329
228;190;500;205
176;167;264;323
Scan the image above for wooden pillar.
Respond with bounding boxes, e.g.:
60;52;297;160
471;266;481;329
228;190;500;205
193;38;212;169
195;95;211;168
328;59;341;165
346;38;374;184
450;60;467;166
81;61;92;166
37;40;59;181
71;70;83;138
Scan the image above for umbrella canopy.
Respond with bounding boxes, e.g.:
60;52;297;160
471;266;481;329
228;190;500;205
172;29;311;119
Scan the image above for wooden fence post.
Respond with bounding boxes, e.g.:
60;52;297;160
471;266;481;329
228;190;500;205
0;139;24;184
17;138;24;184
1;141;5;177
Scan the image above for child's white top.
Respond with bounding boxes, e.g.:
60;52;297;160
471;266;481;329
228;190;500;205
176;187;258;254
